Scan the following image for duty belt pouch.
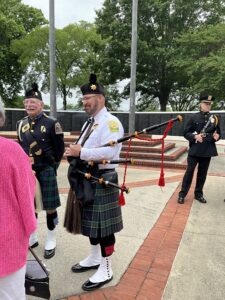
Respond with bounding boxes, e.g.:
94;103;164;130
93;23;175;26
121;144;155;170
25;247;50;299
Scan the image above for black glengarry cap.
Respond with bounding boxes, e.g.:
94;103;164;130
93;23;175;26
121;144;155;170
80;74;105;96
25;83;42;100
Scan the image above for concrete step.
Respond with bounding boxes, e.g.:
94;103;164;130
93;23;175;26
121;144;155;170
122;139;162;147
0;131;188;169
67;135;162;147
120;146;187;161
0;132;162;147
122;142;176;153
127;158;187;169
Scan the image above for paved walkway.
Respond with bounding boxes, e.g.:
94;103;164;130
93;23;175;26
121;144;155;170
27;137;225;300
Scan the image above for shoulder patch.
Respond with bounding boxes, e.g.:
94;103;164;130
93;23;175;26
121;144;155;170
107;120;119;132
55;122;63;134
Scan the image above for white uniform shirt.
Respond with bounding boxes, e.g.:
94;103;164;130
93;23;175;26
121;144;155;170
79;107;124;169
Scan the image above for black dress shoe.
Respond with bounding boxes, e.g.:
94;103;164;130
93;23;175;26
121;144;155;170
195;195;207;203
71;263;99;273
82;276;113;291
44;248;55;259
177;195;185;204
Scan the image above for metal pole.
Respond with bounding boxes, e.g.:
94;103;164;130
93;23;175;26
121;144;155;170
49;0;57;117
129;0;138;134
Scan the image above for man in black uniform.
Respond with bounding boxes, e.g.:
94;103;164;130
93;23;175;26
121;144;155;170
17;83;64;259
178;94;220;204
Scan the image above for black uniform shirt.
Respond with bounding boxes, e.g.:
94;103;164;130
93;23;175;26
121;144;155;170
184;111;220;157
17;112;64;168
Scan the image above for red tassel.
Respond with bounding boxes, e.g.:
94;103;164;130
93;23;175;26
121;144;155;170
158;137;165;187
119;137;132;206
119;190;126;206
158;169;165;186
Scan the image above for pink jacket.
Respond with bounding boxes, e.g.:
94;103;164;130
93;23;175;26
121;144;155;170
0;137;37;277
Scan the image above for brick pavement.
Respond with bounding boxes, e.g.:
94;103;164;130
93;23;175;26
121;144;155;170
59;168;195;300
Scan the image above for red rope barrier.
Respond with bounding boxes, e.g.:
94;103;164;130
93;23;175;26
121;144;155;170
119;119;174;205
136;119;174;187
119;137;132;206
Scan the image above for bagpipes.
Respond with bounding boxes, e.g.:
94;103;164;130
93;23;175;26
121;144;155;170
64;115;183;234
77;170;130;193
84;158;135;167
100;115;183;147
68;115;182;200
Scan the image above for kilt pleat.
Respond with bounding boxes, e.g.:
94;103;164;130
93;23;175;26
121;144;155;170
82;182;123;238
35;166;61;210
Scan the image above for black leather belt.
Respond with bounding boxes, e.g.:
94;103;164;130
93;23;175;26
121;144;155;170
32;156;55;169
97;169;115;174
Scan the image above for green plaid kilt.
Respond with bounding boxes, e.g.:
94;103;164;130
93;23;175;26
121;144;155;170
81;175;123;238
35;166;61;210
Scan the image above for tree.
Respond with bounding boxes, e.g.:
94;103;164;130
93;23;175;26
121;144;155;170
173;23;225;107
0;0;47;106
169;88;198;111
13;22;123;110
95;0;225;111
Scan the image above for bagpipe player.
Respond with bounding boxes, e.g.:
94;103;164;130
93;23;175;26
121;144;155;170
64;74;124;291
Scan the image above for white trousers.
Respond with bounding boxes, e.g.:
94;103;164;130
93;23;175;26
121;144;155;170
0;265;26;300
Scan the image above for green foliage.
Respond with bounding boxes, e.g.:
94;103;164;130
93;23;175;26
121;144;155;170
44;104;50;109
4;95;24;108
0;0;47;106
105;85;124;111
168;88;199;111
96;0;225;111
173;23;225;105
12;22;123;110
136;95;160;111
3;0;225;112
64;103;83;111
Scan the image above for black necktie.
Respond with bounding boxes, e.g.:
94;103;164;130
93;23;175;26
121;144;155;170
80;117;94;146
75;117;93;145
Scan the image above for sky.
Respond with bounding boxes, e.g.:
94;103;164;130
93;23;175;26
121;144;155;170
22;0;104;29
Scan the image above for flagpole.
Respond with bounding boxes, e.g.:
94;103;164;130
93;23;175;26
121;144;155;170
129;0;138;134
49;0;57;117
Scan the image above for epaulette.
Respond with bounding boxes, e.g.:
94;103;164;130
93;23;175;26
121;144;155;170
43;113;56;121
18;116;28;125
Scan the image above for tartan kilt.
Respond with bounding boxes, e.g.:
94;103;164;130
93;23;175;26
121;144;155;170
81;178;123;238
35;166;61;210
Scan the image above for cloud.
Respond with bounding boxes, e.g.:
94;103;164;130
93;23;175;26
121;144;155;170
22;0;104;28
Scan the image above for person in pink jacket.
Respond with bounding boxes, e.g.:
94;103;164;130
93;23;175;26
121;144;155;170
0;103;37;300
